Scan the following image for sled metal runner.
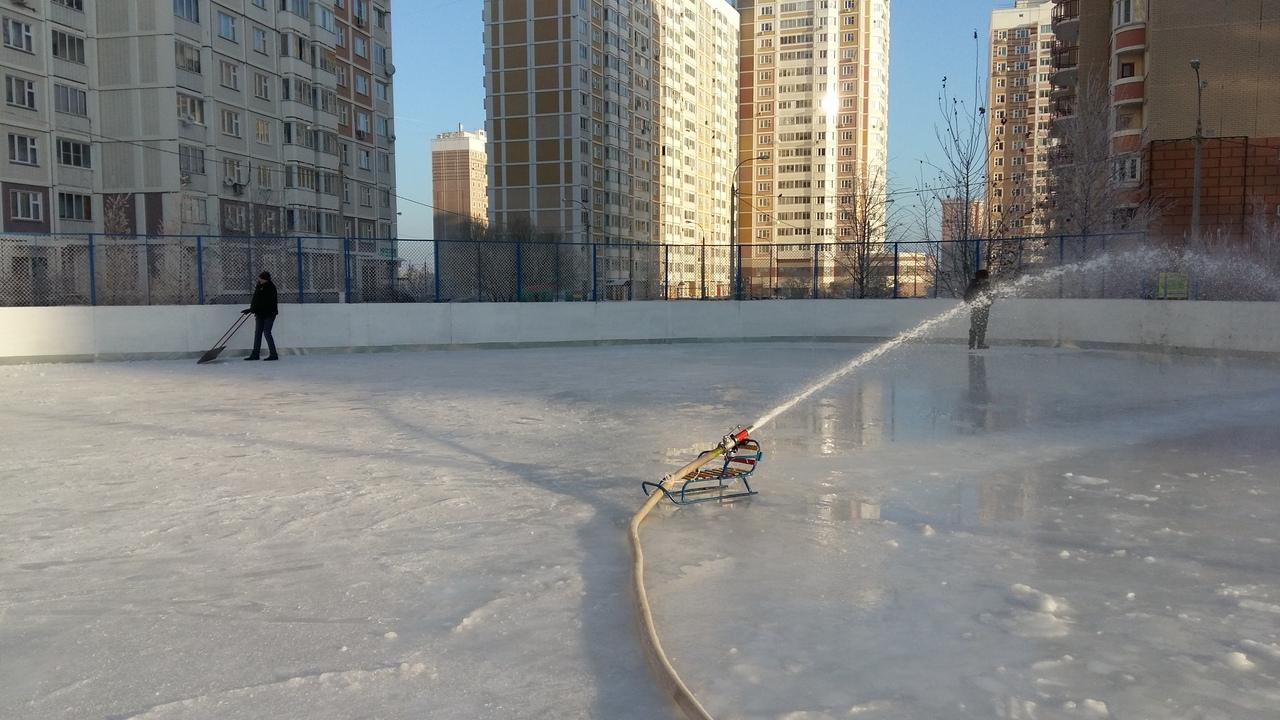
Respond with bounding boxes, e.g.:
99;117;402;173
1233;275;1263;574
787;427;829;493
642;434;763;506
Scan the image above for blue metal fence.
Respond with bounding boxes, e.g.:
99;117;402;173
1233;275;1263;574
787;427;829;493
2;231;1273;307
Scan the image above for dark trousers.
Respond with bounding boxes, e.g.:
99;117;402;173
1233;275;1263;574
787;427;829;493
969;306;991;349
252;316;277;357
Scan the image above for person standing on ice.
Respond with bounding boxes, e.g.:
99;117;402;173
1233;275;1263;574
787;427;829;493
964;269;993;351
242;271;280;361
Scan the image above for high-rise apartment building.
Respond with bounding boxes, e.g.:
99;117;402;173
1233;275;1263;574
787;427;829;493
0;0;397;240
481;0;738;299
1050;0;1280;242
431;126;488;240
988;0;1055;236
735;0;891;298
656;0;738;298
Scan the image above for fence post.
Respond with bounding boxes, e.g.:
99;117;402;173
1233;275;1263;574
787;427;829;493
295;237;305;304
433;239;441;302
700;243;707;300
1058;235;1066;299
515;240;523;302
735;242;743;301
893;242;900;299
812;243;820;299
591;243;598;301
144;234;152;306
663;244;670;300
933;242;940;299
195;235;204;305
87;233;97;306
343;236;353;302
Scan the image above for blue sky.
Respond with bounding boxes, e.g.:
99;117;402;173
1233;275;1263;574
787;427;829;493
391;0;1009;239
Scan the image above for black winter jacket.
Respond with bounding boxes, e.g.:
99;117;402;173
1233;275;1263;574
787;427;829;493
964;277;993;307
250;281;279;318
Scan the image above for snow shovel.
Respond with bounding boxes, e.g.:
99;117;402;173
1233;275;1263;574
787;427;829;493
197;314;251;365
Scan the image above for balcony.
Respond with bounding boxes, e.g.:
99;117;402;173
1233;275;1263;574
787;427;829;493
1051;93;1077;120
1051;0;1080;44
1050;43;1079;87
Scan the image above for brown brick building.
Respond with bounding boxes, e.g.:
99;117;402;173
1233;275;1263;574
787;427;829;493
1050;0;1280;244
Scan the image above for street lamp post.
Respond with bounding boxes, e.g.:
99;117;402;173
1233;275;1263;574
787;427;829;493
731;154;768;300
1190;59;1206;246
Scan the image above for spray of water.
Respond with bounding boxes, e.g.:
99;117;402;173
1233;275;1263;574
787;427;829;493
750;246;1266;434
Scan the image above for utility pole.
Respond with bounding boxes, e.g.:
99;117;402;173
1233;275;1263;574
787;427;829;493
731;154;766;300
1190;59;1205;246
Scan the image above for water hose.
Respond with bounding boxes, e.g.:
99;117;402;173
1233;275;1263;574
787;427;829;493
629;427;753;720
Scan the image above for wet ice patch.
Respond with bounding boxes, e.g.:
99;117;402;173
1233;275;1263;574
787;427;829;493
1064;473;1109;486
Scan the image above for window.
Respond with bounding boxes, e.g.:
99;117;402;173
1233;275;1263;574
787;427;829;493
377;151;390;172
375;44;388;66
58;192;91;221
254;72;271;99
176;93;204;124
253;27;269;53
317;7;337;33
257;165;272;188
219;61;240;90
57;138;90;167
354;73;369;95
358;148;371;170
3;17;33;52
1115;0;1133;26
354;35;368;58
376;7;388;29
355;111;370;136
375;80;389;101
217;12;237;42
1119;62;1136;79
10;190;42;221
52;0;85;10
376;115;389;137
174;0;199;22
360;185;373;207
5;75;35;110
8;134;38;165
179;144;205;174
220;109;241;137
253;0;267;7
54;84;88;116
176;41;201;73
256;118;270;143
51;30;85;63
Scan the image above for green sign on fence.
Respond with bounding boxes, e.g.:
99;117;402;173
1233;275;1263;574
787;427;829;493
1157;272;1188;300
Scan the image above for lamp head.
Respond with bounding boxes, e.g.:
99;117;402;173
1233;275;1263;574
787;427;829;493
1190;58;1201;71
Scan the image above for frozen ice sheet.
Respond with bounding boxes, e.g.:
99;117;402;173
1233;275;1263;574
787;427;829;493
1;343;1278;720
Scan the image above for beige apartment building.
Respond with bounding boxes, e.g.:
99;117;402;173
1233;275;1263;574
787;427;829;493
736;0;891;298
656;0;738;298
482;0;738;299
0;0;397;239
431;126;488;241
988;0;1055;237
1050;0;1280;242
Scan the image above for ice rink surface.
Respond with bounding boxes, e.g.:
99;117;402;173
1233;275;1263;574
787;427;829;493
2;342;1278;720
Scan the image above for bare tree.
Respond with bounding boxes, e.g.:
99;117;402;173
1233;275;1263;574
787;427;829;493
925;48;989;297
830;169;895;298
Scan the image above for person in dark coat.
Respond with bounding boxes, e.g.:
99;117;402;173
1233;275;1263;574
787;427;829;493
243;271;279;361
964;269;993;350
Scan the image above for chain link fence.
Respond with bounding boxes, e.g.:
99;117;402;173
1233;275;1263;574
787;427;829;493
3;231;1279;307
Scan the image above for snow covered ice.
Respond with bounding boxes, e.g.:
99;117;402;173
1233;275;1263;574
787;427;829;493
2;343;1279;719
